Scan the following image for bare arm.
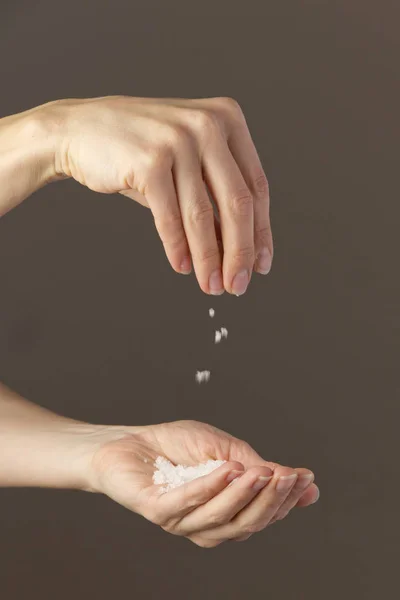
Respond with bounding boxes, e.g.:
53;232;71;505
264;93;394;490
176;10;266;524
0;382;97;489
0;96;273;293
0;98;319;547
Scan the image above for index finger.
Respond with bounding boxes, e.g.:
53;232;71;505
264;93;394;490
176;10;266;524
145;461;244;527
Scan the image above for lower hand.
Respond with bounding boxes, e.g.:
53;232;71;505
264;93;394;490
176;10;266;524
85;420;319;548
44;95;273;295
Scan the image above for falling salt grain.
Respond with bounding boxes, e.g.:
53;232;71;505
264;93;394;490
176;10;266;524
220;327;228;338
196;370;210;383
215;330;222;344
152;456;226;493
209;308;215;318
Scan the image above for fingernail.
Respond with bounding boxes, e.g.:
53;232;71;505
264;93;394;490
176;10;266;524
312;487;320;504
252;476;272;491
226;470;244;483
180;256;192;274
296;474;314;490
276;474;297;492
232;269;249;296
256;248;272;275
209;269;224;295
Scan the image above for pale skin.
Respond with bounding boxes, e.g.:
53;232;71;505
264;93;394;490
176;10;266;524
0;97;319;547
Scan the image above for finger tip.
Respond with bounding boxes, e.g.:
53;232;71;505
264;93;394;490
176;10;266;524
255;266;271;276
179;256;192;274
297;484;320;507
312;485;320;504
255;248;273;275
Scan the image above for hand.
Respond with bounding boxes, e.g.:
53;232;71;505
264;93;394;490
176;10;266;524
86;420;319;548
48;96;273;295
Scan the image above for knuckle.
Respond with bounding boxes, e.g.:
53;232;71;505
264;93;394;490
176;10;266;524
255;225;272;248
143;148;170;176
192;482;216;502
166;124;192;152
241;521;265;535
237;439;254;455
154;213;185;247
197;246;220;263
253;173;269;199
161;234;186;253
188;108;220;139
216;96;243;118
180;482;217;512
207;512;226;528
188;199;214;226
232;244;255;264
230;189;253;216
155;210;182;230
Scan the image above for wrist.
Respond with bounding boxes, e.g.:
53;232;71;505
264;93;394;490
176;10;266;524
0;380;147;492
31;421;146;493
0;102;65;215
40;420;107;492
3;108;55;179
0;414;93;490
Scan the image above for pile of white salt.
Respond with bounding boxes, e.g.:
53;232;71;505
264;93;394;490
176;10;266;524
152;456;226;493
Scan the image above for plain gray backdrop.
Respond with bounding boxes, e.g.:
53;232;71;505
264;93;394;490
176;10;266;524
0;1;399;598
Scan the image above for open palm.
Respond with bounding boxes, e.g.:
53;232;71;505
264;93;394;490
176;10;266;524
89;420;319;547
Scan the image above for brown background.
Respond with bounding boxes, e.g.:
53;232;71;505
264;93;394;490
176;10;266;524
0;1;399;598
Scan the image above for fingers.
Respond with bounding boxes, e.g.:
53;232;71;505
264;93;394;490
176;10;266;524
146;461;244;529
202;137;255;295
206;97;273;275
217;466;298;540
173;149;224;295
175;465;273;535
270;468;314;523
187;466;299;546
124;98;272;295
146;460;319;549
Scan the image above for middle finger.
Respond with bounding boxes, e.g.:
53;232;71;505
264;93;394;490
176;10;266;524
202;135;255;296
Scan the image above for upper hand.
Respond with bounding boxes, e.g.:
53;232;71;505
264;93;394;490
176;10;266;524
86;420;319;548
49;96;273;295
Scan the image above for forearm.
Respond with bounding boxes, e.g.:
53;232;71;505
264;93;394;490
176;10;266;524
0;382;98;489
0;103;61;216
